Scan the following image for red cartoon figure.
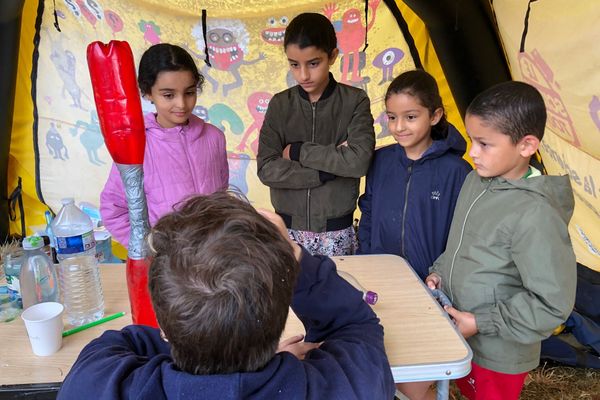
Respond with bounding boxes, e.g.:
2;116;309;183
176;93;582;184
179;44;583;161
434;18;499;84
236;91;272;156
261;15;289;45
138;20;161;45
76;0;98;28
192;19;265;97
323;0;381;84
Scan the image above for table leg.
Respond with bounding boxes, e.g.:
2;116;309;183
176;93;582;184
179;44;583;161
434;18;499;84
436;380;449;400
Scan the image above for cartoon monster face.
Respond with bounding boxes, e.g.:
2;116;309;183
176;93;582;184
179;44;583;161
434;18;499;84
342;9;361;28
261;16;288;45
207;28;243;70
247;92;272;120
373;48;404;69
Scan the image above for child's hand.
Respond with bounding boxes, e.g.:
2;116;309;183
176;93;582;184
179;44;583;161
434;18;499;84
445;306;478;339
282;144;291;160
277;334;320;360
257;209;302;261
425;273;441;290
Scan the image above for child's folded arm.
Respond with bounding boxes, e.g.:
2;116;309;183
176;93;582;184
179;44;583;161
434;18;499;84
474;205;576;344
295;94;375;178
257;104;323;189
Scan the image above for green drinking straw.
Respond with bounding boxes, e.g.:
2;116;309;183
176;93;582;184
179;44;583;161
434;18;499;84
62;311;126;337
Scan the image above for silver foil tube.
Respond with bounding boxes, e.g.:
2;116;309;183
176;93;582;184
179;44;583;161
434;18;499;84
116;163;150;260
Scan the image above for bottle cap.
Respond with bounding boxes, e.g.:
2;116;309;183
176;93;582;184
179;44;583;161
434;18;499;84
23;236;44;250
363;291;378;305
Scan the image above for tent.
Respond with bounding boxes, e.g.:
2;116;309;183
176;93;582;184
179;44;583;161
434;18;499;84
1;0;598;273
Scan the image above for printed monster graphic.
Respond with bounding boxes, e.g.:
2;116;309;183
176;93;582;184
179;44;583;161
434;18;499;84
228;152;251;195
48;30;87;110
589;96;600;132
192;19;265;96
518;50;581;147
374;111;390;139
207;103;244;135
105;10;123;36
261;16;289;45
323;0;381;84
46;122;69;160
139;20;161;45
193;104;244;135
236;91;272;156
70;111;106;166
373;48;404;84
339;52;370;91
75;0;101;28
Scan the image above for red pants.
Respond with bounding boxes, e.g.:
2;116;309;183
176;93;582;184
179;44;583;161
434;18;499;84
456;362;528;400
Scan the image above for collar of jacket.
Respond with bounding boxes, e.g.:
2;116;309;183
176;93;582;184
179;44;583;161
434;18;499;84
297;72;337;102
145;113;205;142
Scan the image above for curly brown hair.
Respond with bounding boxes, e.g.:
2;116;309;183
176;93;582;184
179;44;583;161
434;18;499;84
148;192;299;374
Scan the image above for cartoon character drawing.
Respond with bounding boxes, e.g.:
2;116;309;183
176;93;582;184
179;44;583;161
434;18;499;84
372;48;404;84
192;105;209;121
261;16;289;45
46;122;69;160
518;50;581;147
236;91;272;155
139;20;161;45
228;152;251;195
374;111;390;139
339;52;370;91
105;10;123;36
324;0;381;84
208;103;244;135
191;19;265;96
589;95;600;132
70;111;106;166
76;0;98;28
48;33;87;110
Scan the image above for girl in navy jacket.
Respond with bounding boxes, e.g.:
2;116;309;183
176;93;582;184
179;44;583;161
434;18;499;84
358;70;471;281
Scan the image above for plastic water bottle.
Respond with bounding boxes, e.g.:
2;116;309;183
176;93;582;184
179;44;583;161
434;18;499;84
19;236;59;310
51;198;105;326
2;246;24;308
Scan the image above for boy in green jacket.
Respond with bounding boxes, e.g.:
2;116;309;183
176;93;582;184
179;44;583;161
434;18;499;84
425;81;576;400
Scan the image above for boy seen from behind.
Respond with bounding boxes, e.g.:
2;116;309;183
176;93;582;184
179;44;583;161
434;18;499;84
426;81;577;400
58;192;395;400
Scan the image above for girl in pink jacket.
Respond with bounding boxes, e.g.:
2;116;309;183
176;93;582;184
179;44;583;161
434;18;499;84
100;43;229;247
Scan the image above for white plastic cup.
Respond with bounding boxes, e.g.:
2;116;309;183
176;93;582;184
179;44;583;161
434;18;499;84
21;302;64;356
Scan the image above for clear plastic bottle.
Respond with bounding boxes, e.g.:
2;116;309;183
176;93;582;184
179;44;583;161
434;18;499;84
3;246;24;308
19;236;60;310
51;198;105;326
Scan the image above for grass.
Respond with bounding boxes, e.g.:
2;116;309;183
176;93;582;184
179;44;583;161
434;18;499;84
449;362;600;400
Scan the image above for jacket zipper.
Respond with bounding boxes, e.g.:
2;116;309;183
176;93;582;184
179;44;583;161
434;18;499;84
307;102;317;231
447;181;491;303
401;164;413;257
180;127;198;192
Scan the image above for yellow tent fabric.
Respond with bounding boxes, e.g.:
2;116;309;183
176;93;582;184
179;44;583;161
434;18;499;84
9;0;462;261
493;0;600;270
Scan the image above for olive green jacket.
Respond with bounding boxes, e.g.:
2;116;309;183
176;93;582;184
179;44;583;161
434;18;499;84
257;77;374;232
431;171;577;373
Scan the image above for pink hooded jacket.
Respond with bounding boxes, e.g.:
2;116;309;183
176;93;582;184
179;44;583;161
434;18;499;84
100;113;229;247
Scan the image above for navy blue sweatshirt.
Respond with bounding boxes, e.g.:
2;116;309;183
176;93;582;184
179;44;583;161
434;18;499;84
358;125;472;280
57;249;395;399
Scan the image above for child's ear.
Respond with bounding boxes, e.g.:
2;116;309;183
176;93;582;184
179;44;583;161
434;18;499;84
430;108;443;126
519;134;540;157
328;48;339;66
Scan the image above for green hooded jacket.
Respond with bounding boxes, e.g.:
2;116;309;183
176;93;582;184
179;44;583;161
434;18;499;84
431;171;577;374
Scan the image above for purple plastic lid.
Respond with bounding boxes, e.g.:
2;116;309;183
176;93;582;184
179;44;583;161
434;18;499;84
364;291;378;305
